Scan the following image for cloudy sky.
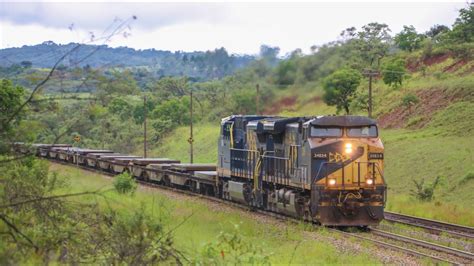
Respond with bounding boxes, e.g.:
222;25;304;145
0;1;467;55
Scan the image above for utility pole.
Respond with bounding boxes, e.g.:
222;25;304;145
143;95;147;158
256;83;260;115
363;69;379;118
189;89;194;163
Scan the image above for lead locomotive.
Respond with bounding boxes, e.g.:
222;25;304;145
218;115;386;226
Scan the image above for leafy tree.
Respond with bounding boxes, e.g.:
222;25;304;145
259;45;280;66
108;97;133;121
322;68;362;114
274;60;297;85
0;79;25;134
394;25;426;52
20;61;32;68
149;77;188;100
382;58;406;88
355;22;392;67
249;59;271;79
96;70;140;105
232;89;256;114
151;118;175;141
425;24;449;39
448;3;474;43
152;97;190;126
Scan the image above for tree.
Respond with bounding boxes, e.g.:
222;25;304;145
448;3;474;43
96;70;140;105
322;68;362;114
425;24;449;38
149;77;188;100
0;79;25;133
232;89;256;114
382;58;406;88
274;60;297;85
259;45;280;66
394;25;425;52
152;97;190;126
20;61;32;68
355;22;392;68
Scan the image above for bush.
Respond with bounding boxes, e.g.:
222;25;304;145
401;94;420;108
114;172;137;195
381;58;406;88
448;43;474;60
193;223;270;264
410;176;442;201
459;172;474;185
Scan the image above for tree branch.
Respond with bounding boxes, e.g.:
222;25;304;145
0;213;39;251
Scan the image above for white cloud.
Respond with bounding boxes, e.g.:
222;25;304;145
0;2;468;54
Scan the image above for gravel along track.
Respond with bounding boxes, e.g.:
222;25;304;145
384;211;474;240
375;222;473;254
50;161;469;265
369;228;474;265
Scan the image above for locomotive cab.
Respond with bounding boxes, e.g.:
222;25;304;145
305;116;386;226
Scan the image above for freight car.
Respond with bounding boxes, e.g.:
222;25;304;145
24;115;386;227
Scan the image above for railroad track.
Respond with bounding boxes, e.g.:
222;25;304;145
384;211;474;240
49;160;473;265
369;228;474;264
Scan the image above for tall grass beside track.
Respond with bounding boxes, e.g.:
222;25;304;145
49;163;380;264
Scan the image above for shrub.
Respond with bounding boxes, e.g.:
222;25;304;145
410;176;442;201
401;94;420;108
381;58;406;88
114;172;137;195
459;172;474;185
193;223;270;264
406;116;424;128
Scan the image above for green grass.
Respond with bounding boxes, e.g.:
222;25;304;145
380;104;474;226
49;162;381;264
147;123;220;163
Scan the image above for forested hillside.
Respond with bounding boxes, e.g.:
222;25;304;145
0;41;257;81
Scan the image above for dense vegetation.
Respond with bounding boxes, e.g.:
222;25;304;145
0;42;257;83
0;3;473;263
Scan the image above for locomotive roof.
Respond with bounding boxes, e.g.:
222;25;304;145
310;116;377;127
221;115;277;124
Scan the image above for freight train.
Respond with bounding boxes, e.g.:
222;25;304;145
19;115;386;226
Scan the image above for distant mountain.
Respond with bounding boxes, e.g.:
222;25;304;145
0;41;256;80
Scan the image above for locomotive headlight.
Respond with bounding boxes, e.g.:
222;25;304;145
345;143;353;154
366;178;374;185
328;178;336;186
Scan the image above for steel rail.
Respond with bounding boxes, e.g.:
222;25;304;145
371;228;474;262
337;230;457;265
384;211;474;239
46;159;468;265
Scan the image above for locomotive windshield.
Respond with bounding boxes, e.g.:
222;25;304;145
346;126;378;137
310;127;342;137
